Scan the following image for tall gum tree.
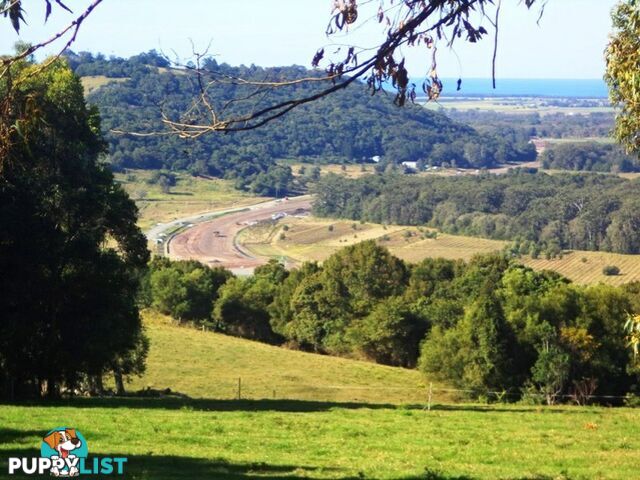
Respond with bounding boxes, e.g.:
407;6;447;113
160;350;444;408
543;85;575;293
0;57;149;398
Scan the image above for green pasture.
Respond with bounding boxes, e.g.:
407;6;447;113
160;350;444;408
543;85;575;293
1;401;638;479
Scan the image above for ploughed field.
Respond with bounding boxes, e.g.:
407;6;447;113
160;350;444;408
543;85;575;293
239;216;640;286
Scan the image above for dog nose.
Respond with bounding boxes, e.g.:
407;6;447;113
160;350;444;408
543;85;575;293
71;438;80;445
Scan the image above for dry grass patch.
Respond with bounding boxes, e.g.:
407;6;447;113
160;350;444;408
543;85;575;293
80;75;128;94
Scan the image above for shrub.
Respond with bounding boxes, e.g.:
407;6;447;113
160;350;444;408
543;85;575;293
603;265;621;276
624;394;640;408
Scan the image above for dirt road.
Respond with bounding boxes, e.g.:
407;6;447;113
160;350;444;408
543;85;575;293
168;196;312;274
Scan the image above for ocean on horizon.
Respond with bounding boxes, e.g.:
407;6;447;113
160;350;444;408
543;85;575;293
415;78;609;98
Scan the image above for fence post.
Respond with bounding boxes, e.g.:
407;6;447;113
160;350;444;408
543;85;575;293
237;377;241;400
427;382;433;411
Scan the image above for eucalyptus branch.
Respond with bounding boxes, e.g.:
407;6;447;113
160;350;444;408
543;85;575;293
1;0;104;81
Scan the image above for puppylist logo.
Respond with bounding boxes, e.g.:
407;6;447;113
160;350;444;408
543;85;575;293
8;427;127;476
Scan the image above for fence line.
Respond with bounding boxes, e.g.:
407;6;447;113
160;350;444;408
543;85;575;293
199;378;633;403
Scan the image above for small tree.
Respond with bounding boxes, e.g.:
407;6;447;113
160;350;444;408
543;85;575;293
531;345;570;406
603;265;621;276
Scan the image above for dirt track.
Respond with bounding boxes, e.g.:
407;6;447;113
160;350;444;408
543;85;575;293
168;196;312;273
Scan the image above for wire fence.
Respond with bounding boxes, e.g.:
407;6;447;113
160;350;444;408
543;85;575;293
147;378;636;407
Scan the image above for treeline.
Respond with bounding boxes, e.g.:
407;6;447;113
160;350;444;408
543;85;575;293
446;109;614;139
144;244;640;404
66;50;170;77
67;51;535;189
541;142;640;172
312;170;640;254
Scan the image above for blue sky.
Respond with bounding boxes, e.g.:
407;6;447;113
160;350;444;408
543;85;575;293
2;0;619;79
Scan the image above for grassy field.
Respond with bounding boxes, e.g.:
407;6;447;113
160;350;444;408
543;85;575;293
113;170;262;231
426;98;613;116
289;162;373;179
239;216;640;285
2;313;640;479
2;401;640;479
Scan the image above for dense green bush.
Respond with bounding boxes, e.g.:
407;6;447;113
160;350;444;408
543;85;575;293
213;260;287;343
145;258;231;322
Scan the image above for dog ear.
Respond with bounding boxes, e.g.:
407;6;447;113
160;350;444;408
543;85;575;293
43;431;60;449
65;428;77;439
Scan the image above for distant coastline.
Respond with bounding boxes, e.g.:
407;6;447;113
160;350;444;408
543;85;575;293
421;78;609;99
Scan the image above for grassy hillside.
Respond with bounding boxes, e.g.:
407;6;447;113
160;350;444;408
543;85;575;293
125;311;430;404
80;75;127;94
2;312;640;479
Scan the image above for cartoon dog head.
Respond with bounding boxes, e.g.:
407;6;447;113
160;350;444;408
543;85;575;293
43;429;82;459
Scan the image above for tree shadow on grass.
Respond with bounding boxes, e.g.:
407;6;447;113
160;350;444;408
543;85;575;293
0;449;575;480
425;404;590;414
0;428;44;445
1;397;593;414
0;448;458;480
166;191;194;196
1;397;403;413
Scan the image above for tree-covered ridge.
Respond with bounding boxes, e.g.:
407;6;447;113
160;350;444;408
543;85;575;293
541;142;640;172
312;170;640;254
68;51;535;186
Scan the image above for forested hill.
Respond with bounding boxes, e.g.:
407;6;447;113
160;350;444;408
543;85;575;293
68;51;535;190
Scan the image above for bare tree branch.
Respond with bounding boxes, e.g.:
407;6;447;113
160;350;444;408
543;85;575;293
159;0;507;136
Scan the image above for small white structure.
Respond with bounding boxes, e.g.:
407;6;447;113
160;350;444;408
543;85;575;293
401;161;418;171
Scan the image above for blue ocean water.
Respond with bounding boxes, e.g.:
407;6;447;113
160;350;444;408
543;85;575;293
416;78;608;98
